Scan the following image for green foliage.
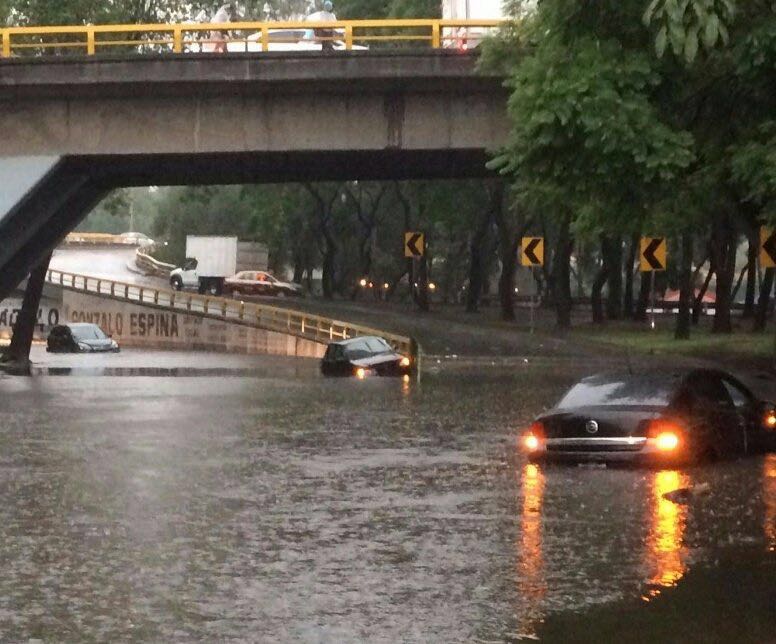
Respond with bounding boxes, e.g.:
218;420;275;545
644;0;736;62
489;32;694;234
731;122;776;220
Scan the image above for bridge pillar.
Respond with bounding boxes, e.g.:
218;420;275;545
0;253;52;374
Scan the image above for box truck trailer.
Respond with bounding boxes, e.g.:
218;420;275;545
169;236;269;295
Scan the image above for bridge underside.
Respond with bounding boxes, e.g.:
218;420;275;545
1;50;508;302
0;147;492;302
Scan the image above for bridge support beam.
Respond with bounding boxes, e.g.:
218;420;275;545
0;254;52;374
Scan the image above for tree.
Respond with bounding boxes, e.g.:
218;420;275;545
485;0;694;328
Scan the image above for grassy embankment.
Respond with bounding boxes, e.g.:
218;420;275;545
574;322;774;370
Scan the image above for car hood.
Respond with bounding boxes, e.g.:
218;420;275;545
79;338;116;351
351;353;401;367
276;281;302;291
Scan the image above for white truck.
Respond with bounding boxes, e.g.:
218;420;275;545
442;0;506;49
169;236;269;295
442;0;505;20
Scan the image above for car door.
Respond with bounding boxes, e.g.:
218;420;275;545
182;258;198;287
720;376;761;453
685;372;747;456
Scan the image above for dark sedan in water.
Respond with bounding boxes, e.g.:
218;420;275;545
521;369;776;465
321;336;411;378
47;323;120;353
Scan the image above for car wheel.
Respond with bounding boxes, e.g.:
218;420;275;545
276;290;286;298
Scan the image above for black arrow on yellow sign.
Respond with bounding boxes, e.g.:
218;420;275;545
640;237;666;272
404;232;425;258
760;227;776;269
521;237;544;267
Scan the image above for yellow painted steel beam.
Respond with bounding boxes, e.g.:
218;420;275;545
0;19;505;56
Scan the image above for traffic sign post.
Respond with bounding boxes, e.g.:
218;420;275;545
760;227;776;269
640;237;666;330
521;237;544;333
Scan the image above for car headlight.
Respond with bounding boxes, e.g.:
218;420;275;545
355;367;373;380
77;342;92;352
400;357;411;368
111;340;119;349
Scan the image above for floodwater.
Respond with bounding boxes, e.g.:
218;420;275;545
0;349;774;641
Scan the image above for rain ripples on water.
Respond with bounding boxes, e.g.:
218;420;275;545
0;352;773;641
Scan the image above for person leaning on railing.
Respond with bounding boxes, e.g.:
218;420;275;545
306;1;337;51
210;2;235;53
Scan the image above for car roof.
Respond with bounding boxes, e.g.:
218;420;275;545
65;323;100;329
329;336;387;347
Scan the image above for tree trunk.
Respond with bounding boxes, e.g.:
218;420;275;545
466;208;492;313
2;254;52;372
754;268;775;332
591;237;608;324
604;236;623;320
414;254;430;312
554;216;573;329
743;227;758;318
711;217;736;334
635;270;651;322
623;233;638;319
693;267;714;325
675;233;693;340
321;244;336;299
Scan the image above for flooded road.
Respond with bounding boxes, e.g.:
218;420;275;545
0;349;774;641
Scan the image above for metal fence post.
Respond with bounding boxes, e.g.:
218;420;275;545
87;27;95;55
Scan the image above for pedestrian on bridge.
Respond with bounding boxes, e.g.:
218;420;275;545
307;1;337;51
211;3;235;53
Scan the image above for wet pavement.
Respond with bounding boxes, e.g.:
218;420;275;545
0;349;774;641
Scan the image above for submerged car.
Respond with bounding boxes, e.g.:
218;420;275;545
321;336;411;378
521;369;776;465
224;271;303;298
47;323;120;353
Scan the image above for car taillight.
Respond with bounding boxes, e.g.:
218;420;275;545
646;419;683;451
521;421;545;452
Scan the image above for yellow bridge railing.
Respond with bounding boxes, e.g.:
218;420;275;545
0;19;503;58
45;268;417;361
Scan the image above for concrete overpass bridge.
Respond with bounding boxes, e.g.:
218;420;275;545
0;48;509;301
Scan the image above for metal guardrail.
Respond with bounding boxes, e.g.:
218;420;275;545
135;248;175;277
0;19;503;57
46;268;417;360
64;232;131;245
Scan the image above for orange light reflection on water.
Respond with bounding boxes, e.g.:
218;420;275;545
515;462;546;636
764;455;776;552
644;469;689;599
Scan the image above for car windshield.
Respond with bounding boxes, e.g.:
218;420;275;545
70;325;107;341
364;337;393;354
557;376;675;409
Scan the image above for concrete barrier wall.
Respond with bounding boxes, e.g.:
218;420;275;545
0;293;63;341
1;288;325;358
62;291;325;358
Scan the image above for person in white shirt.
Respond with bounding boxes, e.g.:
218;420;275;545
210;3;234;53
307;1;337;50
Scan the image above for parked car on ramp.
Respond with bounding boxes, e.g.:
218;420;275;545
225;271;303;298
119;232;155;247
321;336;411;378
47;323;120;353
521;369;776;465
